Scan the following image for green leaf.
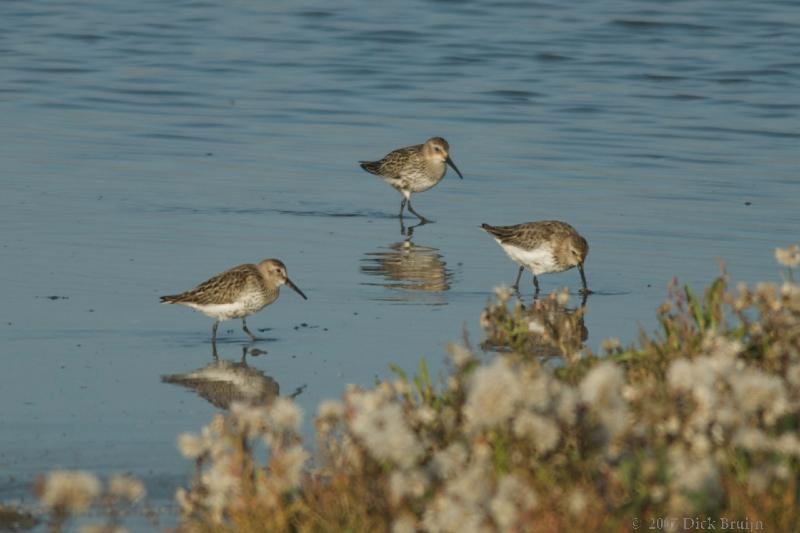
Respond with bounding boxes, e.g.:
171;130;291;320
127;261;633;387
685;284;705;329
413;358;432;403
389;363;408;383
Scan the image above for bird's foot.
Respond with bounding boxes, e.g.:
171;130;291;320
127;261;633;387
242;326;262;342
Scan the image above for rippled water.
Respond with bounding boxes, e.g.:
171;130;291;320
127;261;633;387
2;0;798;524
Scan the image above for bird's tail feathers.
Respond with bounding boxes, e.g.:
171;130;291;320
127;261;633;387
359;161;381;175
480;223;511;239
481;224;516;241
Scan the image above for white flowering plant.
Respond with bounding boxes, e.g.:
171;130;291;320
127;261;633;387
32;471;150;533
35;245;800;532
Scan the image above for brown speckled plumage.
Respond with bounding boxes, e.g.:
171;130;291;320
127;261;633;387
161;258;307;342
481;220;590;294
360;143;429;189
360;137;463;222
161;263;278;309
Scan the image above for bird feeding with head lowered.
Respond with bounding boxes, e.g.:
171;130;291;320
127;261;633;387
160;259;307;342
359;136;463;223
481;220;590;295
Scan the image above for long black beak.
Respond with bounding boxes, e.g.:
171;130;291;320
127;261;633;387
446;156;464;179
286;278;308;300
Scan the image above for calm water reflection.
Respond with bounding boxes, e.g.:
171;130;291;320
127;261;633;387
162;347;279;410
360;230;453;304
482;293;589;359
2;0;798;516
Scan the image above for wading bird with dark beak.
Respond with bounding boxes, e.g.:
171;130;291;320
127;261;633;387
161;259;307;342
360;136;463;223
482;221;591;296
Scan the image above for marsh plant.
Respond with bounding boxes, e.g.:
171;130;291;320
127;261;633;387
34;471;148;532
38;247;800;531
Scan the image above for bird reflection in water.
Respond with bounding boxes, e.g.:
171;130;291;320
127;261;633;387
360;227;452;305
481;290;588;360
162;346;279;410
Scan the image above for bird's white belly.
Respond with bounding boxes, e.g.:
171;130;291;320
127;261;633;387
499;242;560;275
186;295;266;321
409;179;440;193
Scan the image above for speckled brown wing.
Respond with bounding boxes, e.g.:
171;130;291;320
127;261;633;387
360;144;422;178
161;264;261;305
482;221;577;249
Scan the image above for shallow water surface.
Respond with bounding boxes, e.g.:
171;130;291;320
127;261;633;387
1;0;798;525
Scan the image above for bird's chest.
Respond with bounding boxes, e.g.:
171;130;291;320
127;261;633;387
401;161;445;191
501;244;563;275
224;287;275;319
238;291;268;314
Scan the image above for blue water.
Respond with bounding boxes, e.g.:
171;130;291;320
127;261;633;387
2;0;799;527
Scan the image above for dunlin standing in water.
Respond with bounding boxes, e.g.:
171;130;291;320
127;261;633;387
360;137;464;224
160;259;307;342
481;221;590;295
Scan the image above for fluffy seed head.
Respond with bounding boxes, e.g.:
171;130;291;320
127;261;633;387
38;470;101;514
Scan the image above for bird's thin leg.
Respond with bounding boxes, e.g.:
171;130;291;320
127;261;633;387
211;338;219;360
406;199;431;224
241;318;259;341
241;345;248;363
533;274;541;297
578;263;592;295
405;219;426;238
399;197;407;219
579;290;589;308
211;320;219;343
512;266;524;290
